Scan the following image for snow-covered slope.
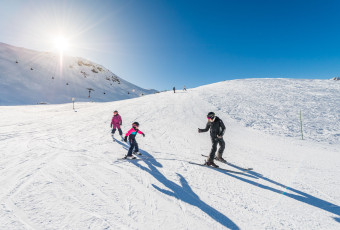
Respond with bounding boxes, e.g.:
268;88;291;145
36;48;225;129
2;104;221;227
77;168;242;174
0;42;157;105
196;79;340;144
0;79;339;229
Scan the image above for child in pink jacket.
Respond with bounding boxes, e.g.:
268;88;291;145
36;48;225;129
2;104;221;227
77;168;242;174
111;110;123;139
124;122;145;159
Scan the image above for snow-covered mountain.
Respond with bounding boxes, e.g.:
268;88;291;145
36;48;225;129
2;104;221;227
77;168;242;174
0;79;339;229
0;42;157;105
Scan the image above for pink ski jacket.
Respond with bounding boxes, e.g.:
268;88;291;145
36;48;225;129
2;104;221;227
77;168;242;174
111;114;122;129
125;128;144;138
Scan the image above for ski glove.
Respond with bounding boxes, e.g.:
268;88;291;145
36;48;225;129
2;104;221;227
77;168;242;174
198;128;202;133
110;124;112;128
142;133;145;137
217;135;223;139
124;136;127;142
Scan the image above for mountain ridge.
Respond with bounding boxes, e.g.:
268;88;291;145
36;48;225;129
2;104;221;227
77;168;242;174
0;42;157;105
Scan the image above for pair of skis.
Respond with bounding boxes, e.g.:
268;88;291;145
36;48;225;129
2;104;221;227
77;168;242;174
118;155;149;161
188;155;253;174
118;151;143;160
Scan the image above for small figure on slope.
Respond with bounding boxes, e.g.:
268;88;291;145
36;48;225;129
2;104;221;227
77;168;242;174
111;110;123;140
198;112;226;167
124;122;145;159
173;86;176;93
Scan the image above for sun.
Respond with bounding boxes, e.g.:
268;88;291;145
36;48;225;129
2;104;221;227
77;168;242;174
53;36;69;52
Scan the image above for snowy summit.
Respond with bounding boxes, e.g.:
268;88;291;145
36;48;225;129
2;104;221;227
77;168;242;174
0;42;157;105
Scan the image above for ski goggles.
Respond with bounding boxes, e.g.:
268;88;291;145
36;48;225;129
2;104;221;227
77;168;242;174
132;124;139;127
207;116;214;119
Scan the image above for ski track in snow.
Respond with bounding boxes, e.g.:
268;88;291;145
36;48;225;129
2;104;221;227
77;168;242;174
0;79;339;229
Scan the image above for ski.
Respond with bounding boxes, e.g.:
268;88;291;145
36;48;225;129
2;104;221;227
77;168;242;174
188;162;250;174
117;157;138;161
201;154;253;171
117;156;152;161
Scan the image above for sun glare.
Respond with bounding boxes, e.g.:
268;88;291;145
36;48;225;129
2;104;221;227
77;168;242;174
54;36;69;52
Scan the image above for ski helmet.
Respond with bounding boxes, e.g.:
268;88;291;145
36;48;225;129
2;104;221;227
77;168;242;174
114;110;118;113
207;112;215;119
132;122;139;127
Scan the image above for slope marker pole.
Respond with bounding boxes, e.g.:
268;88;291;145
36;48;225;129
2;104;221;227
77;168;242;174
300;109;304;140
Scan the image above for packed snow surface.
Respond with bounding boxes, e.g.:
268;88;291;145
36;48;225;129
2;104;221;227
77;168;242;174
0;79;339;229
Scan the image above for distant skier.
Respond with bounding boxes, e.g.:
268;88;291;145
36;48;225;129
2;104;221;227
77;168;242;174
111;110;123;140
124;122;145;159
198;112;226;167
173;87;176;93
183;85;187;91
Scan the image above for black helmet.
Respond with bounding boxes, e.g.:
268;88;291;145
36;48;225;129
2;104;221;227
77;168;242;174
132;122;139;127
207;112;215;119
114;110;118;113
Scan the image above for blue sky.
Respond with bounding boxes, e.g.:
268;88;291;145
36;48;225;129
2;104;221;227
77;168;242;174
1;0;340;90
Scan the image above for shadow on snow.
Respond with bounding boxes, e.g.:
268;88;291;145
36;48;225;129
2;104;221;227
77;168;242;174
115;139;340;225
223;162;340;223
114;140;240;229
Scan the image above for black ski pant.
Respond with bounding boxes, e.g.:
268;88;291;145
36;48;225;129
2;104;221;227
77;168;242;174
112;128;123;135
127;137;139;156
208;137;225;162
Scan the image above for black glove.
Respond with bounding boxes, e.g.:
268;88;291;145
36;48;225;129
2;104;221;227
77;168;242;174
110;124;112;128
142;133;145;137
198;128;202;133
124;136;127;142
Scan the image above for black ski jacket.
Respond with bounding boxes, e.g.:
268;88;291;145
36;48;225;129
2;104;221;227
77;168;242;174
199;116;226;138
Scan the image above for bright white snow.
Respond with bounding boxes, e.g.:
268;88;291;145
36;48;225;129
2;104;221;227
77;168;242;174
0;79;339;229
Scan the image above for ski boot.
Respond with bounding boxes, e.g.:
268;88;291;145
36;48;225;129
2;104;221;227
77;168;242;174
133;151;142;156
124;155;136;160
215;156;227;163
205;160;219;168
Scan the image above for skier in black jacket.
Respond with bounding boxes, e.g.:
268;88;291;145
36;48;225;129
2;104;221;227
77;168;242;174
198;112;226;167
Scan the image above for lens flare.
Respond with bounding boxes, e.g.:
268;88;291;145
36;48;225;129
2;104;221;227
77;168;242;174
54;36;69;52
